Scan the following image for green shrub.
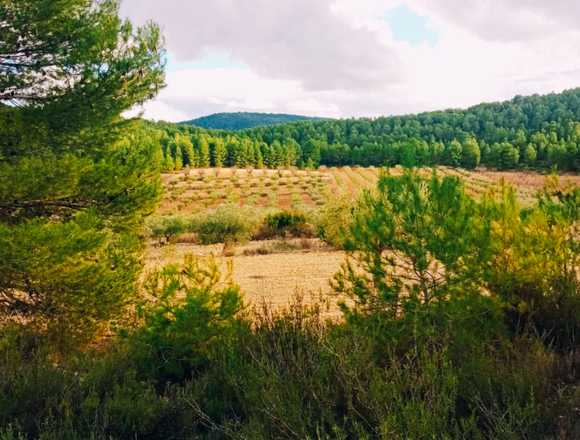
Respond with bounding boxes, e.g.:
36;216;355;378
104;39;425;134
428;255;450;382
130;256;246;383
193;205;260;251
313;195;356;248
334;170;491;320
483;183;580;350
0;335;197;439
147;215;190;243
257;210;312;239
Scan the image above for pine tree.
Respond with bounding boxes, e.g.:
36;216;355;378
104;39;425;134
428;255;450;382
211;138;226;167
498;143;520;169
174;144;183;170
523;144;537;165
177;134;196;167
164;150;175;171
443;140;463;167
0;0;165;347
197;135;210;168
461;137;481;169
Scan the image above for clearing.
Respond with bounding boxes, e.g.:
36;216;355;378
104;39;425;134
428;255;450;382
149;166;580;310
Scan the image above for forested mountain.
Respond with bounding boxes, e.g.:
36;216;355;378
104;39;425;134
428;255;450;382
180;112;321;130
151;88;580;171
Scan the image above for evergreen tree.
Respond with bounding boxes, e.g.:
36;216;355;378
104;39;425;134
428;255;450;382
164;150;175;171
211;138;226;167
0;0;165;347
336;171;490;318
461;138;481;169
177;133;195;167
400;142;417;168
197;135;210;168
303;139;322;167
174;144;183;170
443;140;463;167
497;143;520;169
523;144;537;165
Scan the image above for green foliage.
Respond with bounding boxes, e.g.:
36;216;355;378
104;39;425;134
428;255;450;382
0;331;195;439
193;205;259;248
335;170;491;319
0;0;165;152
260;210;311;238
0;1;165;346
483;182;580;349
197;135;210;167
181;112;320;130
147;215;190;243
153;88;580;171
0;212;140;348
461;137;481;169
443;139;463;167
131;256;245;383
495;142;520;169
1;174;579;438
0;294;569;439
335;170;579;352
176;133;195;167
523;144;537;164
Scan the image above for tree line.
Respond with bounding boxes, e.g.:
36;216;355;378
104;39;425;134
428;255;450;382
151;89;580;171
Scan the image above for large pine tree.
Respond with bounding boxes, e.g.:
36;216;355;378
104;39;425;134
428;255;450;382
0;0;165;347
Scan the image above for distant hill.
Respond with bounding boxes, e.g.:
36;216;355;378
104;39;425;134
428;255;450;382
179;112;321;130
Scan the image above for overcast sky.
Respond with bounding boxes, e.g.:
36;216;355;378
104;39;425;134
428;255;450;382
120;0;580;122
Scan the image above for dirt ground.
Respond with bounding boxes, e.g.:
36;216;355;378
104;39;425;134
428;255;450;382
145;239;346;313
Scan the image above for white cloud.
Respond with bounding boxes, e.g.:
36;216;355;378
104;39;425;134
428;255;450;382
120;0;580;122
138;67;343;122
121;0;399;92
416;0;580;42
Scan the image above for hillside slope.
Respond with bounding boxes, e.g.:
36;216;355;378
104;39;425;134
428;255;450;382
149;88;580;171
180;112;321;130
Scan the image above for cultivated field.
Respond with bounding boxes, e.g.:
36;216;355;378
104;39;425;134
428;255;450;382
158;166;580;215
150;166;580;310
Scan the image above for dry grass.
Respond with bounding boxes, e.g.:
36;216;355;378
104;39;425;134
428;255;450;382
145;239;345;315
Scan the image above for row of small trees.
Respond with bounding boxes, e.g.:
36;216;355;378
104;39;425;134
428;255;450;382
158;132;304;171
151;120;579;171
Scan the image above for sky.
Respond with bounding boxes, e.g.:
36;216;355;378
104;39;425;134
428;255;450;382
120;0;580;122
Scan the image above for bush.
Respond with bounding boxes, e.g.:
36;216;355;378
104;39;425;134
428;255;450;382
483;183;580;350
0;334;197;439
131;256;246;383
313;195;356;248
256;210;312;239
193;205;260;252
147;215;190;244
